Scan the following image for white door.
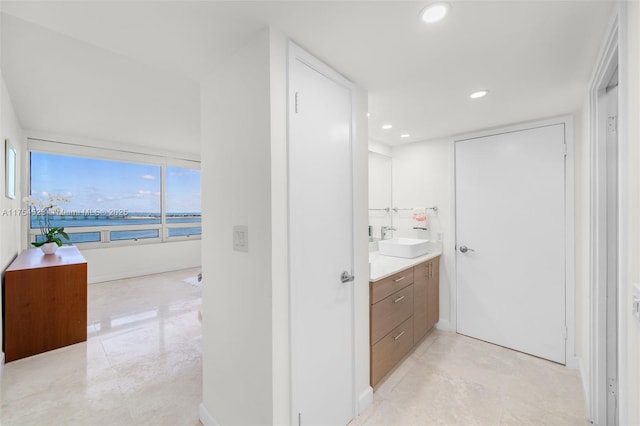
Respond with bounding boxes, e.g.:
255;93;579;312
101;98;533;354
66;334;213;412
455;124;566;364
289;46;354;425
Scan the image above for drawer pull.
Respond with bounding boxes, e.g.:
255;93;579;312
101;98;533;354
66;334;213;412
393;295;405;303
393;331;406;341
393;276;406;283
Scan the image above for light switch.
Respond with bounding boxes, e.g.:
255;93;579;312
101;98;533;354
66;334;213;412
233;225;248;252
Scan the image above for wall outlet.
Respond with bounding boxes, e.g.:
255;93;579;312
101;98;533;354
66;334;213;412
633;283;640;324
233;225;248;252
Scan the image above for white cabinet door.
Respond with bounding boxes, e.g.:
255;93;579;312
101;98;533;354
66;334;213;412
455;123;566;364
289;46;355;425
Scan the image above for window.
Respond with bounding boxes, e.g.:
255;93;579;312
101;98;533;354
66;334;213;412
28;148;200;246
166;166;202;238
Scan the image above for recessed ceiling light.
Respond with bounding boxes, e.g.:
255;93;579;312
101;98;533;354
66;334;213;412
382;124;393;130
420;2;450;24
367;112;371;117
470;90;489;99
401;134;411;138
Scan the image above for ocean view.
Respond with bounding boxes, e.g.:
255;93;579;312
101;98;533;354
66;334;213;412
31;213;201;243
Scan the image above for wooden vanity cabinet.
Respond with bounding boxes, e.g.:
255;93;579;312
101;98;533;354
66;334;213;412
413;262;429;343
414;257;440;343
426;258;440;330
370;255;440;386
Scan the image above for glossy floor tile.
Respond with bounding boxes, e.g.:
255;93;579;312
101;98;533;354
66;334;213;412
2;270;588;426
0;268;203;426
353;329;589;426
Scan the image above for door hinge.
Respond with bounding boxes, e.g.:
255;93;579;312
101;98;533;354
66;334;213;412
607;116;617;134
298;412;302;426
295;92;300;114
563;326;568;340
608;377;617;396
563;143;567;158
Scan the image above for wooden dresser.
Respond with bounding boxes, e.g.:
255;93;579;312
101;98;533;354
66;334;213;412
3;246;87;362
370;255;440;386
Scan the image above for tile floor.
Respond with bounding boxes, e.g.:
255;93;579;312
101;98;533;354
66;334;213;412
353;330;589;426
0;268;203;426
1;269;588;426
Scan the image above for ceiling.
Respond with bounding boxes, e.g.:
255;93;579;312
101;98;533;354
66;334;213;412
0;1;614;154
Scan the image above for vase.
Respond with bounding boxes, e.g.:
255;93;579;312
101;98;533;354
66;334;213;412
41;242;59;255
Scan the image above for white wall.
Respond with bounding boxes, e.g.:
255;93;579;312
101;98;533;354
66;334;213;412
268;28;290;426
0;70;24;369
623;2;640;424
200;28;370;425
82;241;201;284
200;28;274;425
368;140;391;157
391;138;451;326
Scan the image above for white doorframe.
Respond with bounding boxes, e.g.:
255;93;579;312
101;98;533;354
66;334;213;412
588;5;627;425
449;115;576;368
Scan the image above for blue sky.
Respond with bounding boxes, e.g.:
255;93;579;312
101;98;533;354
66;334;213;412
30;153;201;213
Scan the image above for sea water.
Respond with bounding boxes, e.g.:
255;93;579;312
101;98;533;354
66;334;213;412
31;213;201;243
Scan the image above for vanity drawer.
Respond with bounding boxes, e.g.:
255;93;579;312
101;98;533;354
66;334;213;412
370;268;414;304
371;285;414;344
370;316;414;386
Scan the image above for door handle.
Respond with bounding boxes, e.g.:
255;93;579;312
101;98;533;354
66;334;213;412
459;245;475;253
340;271;355;283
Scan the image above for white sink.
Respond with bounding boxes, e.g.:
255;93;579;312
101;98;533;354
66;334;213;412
378;238;431;259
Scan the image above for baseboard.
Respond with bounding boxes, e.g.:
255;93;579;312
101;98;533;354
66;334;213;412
579;357;592;422
357;385;374;415
565;353;579;370
435;319;453;332
199;402;220;426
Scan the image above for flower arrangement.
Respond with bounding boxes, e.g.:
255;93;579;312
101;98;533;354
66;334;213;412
24;193;71;248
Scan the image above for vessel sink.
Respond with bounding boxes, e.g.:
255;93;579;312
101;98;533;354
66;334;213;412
378;238;431;258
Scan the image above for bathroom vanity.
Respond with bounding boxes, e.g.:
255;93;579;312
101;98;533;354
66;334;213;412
369;252;440;386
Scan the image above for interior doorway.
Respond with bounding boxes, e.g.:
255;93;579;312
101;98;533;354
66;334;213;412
592;60;620;426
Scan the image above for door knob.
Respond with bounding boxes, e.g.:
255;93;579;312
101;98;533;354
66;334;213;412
341;271;355;283
459;245;475;253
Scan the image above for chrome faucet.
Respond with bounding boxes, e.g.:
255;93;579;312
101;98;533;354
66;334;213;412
381;226;397;240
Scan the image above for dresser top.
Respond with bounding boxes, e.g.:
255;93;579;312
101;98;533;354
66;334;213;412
6;246;87;271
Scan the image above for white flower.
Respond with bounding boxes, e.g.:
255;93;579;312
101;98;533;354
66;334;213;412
24;193;70;214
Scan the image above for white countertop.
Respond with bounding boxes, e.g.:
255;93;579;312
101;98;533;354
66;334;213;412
369;250;442;282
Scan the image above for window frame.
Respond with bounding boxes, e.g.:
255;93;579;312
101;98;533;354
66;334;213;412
26;138;201;249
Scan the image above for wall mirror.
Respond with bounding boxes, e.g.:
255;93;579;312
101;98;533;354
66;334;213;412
5;139;17;199
368;151;392;241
